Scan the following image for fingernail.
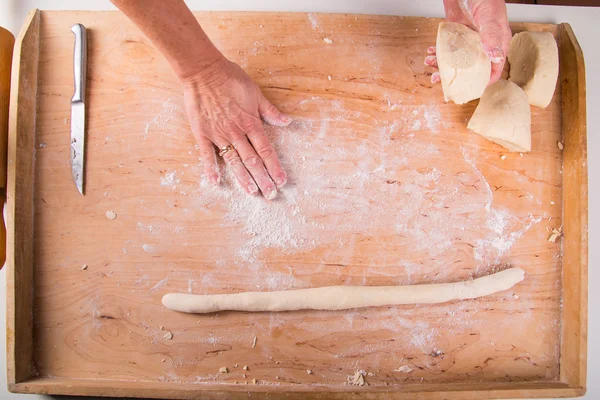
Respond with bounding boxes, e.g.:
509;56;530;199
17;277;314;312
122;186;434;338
274;174;287;188
488;46;505;63
281;115;293;126
264;187;278;200
424;55;437;67
209;174;221;185
247;182;259;195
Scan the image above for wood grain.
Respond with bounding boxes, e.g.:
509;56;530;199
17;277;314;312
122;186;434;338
6;10;586;399
0;26;15;268
8;377;585;399
6;9;40;385
557;23;587;391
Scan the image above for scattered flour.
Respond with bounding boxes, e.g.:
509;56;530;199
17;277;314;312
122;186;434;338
145;96;543;270
307;12;319;30
143;98;181;139
161;171;180;188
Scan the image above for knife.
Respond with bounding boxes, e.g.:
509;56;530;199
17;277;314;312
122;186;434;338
70;24;87;195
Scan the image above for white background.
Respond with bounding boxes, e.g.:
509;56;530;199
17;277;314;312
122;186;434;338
0;1;597;399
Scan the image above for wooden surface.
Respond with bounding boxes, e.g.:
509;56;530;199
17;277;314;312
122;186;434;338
0;26;15;267
557;23;588;390
6;10;586;399
6;9;39;385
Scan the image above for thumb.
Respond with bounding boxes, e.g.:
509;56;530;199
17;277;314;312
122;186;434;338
258;94;292;127
468;0;512;82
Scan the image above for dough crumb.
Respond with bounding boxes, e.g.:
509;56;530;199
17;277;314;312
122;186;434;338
243;365;248;371
105;210;117;220
394;365;413;373
245;381;248;385
252;336;257;348
219;367;228;373
234;381;238;384
327;75;332;81
161;358;165;362
81;264;88;270
307;369;312;374
367;372;375;377
548;226;563;243
323;37;333;44
348;370;367;386
550;201;556;205
558;141;564;150
163;331;173;340
159;326;164;330
500;154;507;160
513;294;520;300
519;153;524;157
234;363;238;368
252;378;258;385
242;374;246;379
275;376;280;380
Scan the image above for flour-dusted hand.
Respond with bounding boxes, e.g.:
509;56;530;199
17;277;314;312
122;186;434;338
111;0;292;200
183;59;292;200
427;0;512;84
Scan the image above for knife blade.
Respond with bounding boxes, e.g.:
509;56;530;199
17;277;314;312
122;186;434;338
70;24;87;195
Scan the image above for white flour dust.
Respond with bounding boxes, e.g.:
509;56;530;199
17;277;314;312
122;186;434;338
153;96;542;268
143;98;181;139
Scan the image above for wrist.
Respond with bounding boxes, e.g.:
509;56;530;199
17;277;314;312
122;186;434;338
172;49;228;81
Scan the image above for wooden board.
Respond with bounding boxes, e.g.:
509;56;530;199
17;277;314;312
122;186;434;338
5;10;587;399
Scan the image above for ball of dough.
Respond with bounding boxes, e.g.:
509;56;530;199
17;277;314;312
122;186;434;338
508;31;559;108
436;22;491;105
467;80;531;152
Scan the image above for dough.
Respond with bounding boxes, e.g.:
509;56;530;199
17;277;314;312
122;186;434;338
436;22;491;104
162;268;524;314
508;31;559;108
467;80;531;152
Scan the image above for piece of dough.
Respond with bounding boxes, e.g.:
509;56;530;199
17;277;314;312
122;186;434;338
467;80;531;152
162;268;524;314
508;31;559;108
436;22;491;104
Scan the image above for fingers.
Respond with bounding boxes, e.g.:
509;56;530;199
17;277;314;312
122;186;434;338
258;94;292;127
424;55;438;68
245;120;287;188
197;136;220;185
489;61;505;84
231;135;278;200
468;0;512;84
219;141;260;196
425;46;439;84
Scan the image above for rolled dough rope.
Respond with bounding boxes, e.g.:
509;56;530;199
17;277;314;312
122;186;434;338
162;268;524;314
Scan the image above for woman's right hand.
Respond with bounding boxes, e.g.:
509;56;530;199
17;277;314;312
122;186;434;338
428;0;512;85
182;58;292;200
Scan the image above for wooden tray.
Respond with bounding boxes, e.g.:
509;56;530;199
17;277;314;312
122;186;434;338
4;9;587;399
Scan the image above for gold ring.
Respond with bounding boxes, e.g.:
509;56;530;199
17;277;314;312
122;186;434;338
218;145;232;157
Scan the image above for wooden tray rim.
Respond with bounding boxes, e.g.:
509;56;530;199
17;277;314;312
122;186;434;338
4;9;588;399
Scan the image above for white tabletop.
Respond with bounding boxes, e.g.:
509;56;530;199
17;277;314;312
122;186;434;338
0;1;597;399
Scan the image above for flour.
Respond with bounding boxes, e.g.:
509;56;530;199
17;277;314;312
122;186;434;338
160;171;180;188
143;98;181;139
307;13;319;30
142;95;541;271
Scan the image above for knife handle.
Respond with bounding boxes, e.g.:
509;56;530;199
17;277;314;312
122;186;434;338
71;24;87;103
